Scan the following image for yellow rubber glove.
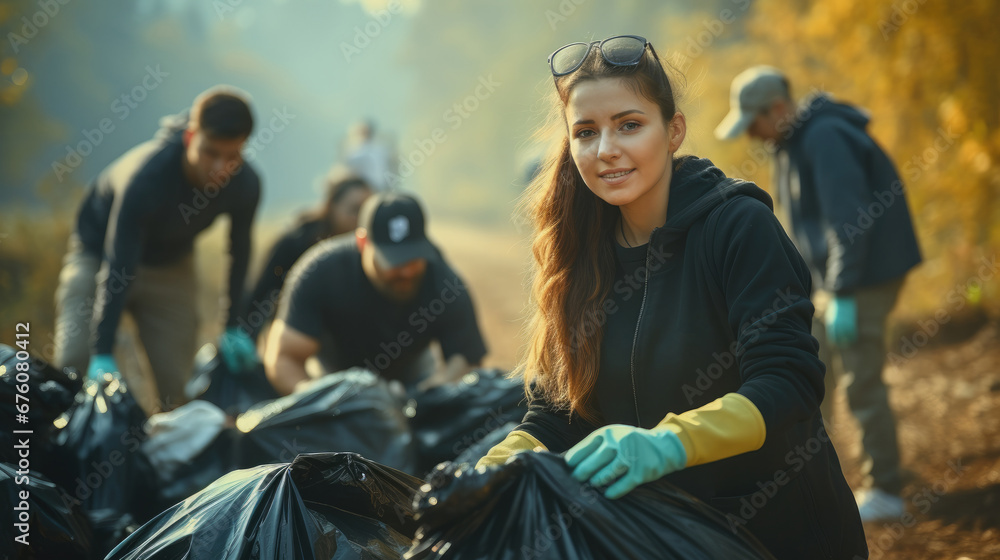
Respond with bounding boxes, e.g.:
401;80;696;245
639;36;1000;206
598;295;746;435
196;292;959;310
658;392;767;467
475;430;547;469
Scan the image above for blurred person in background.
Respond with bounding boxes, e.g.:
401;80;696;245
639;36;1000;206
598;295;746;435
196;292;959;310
715;65;922;522
263;192;487;396
477;36;866;559
243;170;373;355
341;119;397;192
53;85;261;410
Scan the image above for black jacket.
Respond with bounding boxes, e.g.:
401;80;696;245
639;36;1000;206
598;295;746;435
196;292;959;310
519;157;867;559
776;94;921;294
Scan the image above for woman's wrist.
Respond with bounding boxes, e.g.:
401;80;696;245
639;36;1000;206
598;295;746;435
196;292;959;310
655;392;766;467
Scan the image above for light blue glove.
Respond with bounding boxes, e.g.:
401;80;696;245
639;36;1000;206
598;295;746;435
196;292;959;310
825;295;858;346
87;354;120;381
218;327;259;373
565;424;687;500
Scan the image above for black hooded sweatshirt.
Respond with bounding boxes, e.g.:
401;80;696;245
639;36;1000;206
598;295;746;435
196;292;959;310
776;93;921;294
517;156;868;560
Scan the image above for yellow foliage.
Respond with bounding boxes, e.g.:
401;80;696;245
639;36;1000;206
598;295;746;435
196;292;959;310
696;0;1000;321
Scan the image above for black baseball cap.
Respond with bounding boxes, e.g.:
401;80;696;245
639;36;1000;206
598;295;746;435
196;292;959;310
358;192;438;268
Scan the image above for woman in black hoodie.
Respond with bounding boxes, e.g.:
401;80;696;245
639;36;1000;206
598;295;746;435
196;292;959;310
477;36;868;559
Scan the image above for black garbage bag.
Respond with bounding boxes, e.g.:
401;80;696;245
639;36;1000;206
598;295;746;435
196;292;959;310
0;345;82;423
155;427;239;510
107;452;427;560
407;452;777;560
87;509;140;558
0;463;92;560
185;343;279;417
49;376;159;530
0;345;81;473
409;369;527;474
233;369;418;474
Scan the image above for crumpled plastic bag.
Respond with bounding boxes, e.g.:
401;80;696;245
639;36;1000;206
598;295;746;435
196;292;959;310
407;451;776;560
154;428;238;512
233;369;418;474
0;462;93;559
143;400;227;483
409;369;527;473
185;342;279;416
49;376;159;528
0;345;81;473
0;345;81;424
107;452;428;560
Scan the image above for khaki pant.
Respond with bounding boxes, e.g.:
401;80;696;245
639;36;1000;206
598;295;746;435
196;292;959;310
54;240;199;412
815;277;904;495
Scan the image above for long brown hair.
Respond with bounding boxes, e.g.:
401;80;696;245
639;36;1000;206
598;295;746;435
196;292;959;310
519;40;679;423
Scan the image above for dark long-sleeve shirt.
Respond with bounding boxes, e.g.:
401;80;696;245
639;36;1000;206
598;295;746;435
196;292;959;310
76;122;260;355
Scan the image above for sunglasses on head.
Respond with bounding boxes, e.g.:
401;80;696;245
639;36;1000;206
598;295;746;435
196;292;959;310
548;35;658;77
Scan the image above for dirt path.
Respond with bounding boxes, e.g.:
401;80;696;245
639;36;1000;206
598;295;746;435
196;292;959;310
428;220;534;370
834;324;1000;559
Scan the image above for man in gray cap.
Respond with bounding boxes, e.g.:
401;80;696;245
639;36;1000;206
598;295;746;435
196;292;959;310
716;66;922;522
263;192;487;396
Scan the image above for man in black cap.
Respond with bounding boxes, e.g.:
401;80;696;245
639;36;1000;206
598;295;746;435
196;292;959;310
263;192;488;395
716;66;922;522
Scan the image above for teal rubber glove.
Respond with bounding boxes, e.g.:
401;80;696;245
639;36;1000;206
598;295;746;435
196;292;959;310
87;354;119;381
218;327;258;373
826;295;858;346
565;424;687;499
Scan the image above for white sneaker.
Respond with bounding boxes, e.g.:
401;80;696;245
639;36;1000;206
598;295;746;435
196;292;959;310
855;487;905;522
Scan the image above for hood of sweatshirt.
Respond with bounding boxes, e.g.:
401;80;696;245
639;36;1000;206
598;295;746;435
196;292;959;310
154;110;189;143
657;156;772;237
784;92;871;145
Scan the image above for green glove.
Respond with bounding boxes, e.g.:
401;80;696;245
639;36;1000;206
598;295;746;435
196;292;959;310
87;354;120;381
565;424;687;499
825;295;858;346
218;327;258;373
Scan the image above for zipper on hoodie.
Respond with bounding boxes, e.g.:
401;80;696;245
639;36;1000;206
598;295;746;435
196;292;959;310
628;242;653;427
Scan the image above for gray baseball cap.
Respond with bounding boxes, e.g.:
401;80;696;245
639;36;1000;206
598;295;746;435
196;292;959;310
715;66;789;140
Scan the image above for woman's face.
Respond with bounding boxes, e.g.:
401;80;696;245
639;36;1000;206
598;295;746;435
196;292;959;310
330;186;372;235
565;78;684;209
